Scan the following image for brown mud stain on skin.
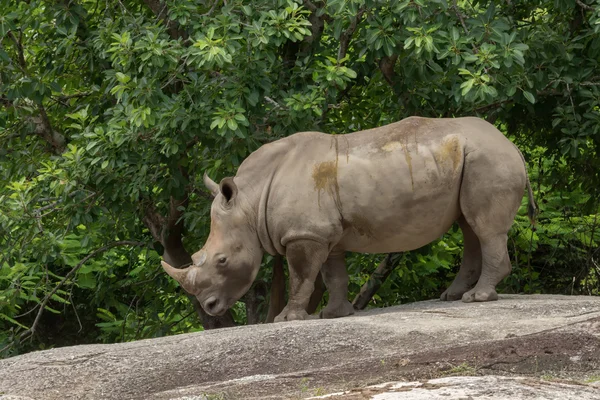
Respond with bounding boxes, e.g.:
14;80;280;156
349;213;375;238
400;141;414;191
435;136;461;172
312;161;337;205
414;129;419;154
313;137;342;210
381;141;403;152
344;135;350;163
330;134;350;164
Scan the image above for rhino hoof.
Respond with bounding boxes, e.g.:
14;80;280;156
274;309;309;322
319;301;355;319
440;287;468;301
461;288;499;303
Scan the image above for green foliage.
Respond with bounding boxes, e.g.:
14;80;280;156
502;148;600;296
1;0;599;357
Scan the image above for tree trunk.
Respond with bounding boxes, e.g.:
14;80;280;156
245;282;267;325
306;272;326;315
352;254;398;310
266;255;286;323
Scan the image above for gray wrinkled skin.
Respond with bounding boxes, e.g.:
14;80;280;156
162;116;536;322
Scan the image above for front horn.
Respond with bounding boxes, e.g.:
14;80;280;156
161;260;198;294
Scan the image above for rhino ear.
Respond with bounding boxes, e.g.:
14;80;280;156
203;173;219;197
220;177;238;203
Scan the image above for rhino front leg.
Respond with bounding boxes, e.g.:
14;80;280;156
274;240;329;322
319;252;355;319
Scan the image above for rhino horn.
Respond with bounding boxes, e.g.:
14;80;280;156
161;260;198;294
203;173;219;197
192;250;207;266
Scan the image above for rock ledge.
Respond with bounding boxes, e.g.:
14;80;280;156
0;294;599;399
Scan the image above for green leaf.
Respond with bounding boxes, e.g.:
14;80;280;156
210;118;221;130
0;48;10;62
51;293;70;304
115;72;130;84
345;68;357;79
0;313;29;330
451;27;460;41
0;17;16;37
461;79;475;95
77;273;96;289
226;119;238;131
523;90;535;104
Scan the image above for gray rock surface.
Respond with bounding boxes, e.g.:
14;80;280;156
308;376;600;399
0;294;599;400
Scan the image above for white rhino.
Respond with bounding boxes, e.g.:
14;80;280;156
161;116;536;322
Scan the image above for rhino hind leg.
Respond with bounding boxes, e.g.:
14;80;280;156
319;253;355;319
457;152;524;303
461;233;510;302
274;240;329;323
440;216;482;301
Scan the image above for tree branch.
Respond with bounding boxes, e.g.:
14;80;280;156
379;55;398;87
300;0;330;55
575;0;594;11
452;0;470;35
1;97;66;153
352;254;398;310
306;271;325;314
19;241;146;342
34;105;67;154
266;255;286;323
52;92;94;101
0;96;14;109
6;31;27;73
303;0;332;21
4;31;67;153
200;0;219;17
143;0;188;40
472;99;514;113
303;0;318;12
338;7;366;61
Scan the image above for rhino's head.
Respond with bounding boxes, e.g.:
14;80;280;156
161;174;263;316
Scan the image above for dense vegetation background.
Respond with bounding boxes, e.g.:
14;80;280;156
1;0;599;357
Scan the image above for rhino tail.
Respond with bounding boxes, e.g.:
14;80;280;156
513;143;539;227
525;174;538;227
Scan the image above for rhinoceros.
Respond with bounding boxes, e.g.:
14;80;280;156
161;116;536;322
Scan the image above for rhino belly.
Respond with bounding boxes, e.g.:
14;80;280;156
340;213;458;253
338;195;460;254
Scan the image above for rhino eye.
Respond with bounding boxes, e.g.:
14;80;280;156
218;256;227;265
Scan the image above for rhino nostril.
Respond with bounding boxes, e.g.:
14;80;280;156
204;296;219;314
